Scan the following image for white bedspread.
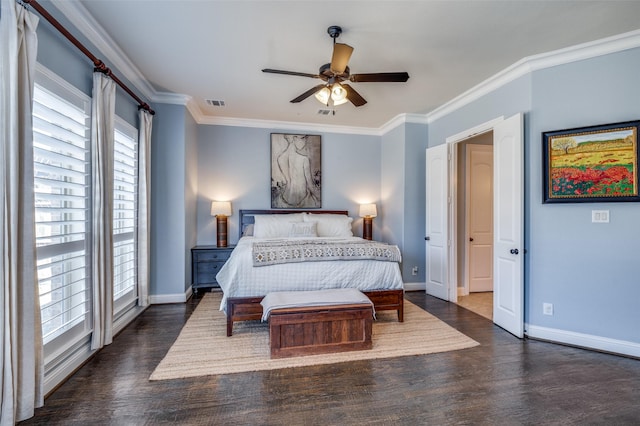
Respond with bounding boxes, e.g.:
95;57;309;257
216;236;404;311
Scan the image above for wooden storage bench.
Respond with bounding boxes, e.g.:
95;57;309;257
261;289;374;359
269;303;373;358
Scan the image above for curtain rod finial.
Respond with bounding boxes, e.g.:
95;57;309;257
138;103;155;115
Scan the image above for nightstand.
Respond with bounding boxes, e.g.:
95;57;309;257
191;245;235;294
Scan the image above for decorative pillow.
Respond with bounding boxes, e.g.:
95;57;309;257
253;213;306;238
242;223;254;236
288;221;318;238
304;213;353;237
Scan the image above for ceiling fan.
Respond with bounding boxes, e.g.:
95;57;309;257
262;26;409;108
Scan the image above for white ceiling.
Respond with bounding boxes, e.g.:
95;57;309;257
59;0;640;130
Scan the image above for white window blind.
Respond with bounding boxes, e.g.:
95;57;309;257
113;118;138;314
33;69;91;348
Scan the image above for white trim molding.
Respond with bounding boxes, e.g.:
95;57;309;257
403;282;426;292
526;324;640;359
427;29;640;124
50;0;156;101
197;114;384;136
379;113;430;135
445;116;505;144
150;287;193;305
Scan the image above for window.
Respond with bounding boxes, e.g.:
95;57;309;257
32;65;145;394
33;67;91;350
113;118;138;315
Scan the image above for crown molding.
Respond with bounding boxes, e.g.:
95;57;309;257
197;114;383;136
50;0;156;102
153;91;390;135
426;29;640;123
379;113;429;134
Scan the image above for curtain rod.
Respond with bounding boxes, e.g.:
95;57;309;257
23;0;156;115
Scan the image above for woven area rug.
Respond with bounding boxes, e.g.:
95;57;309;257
149;293;479;380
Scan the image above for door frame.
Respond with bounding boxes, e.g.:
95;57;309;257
445;117;504;302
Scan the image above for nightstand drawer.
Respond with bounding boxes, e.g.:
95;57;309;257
197;261;225;274
194;250;231;262
191;245;235;293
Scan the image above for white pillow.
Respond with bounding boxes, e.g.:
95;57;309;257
242;223;254;236
288;221;318;238
253;213;306;238
304;213;353;237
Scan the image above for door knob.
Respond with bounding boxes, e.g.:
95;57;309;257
425;236;430;241
510;248;519;255
469;237;474;242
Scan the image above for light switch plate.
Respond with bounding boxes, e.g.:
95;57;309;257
592;210;609;223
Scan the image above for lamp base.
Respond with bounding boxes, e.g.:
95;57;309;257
363;217;373;241
217;216;228;247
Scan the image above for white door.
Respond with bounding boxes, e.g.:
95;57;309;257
466;144;493;292
425;144;449;300
492;113;524;338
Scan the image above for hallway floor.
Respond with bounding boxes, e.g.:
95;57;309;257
457;291;493;320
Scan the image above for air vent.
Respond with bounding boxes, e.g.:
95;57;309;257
317;109;333;115
206;99;226;107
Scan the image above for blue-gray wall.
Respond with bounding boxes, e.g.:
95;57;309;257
428;48;640;346
380;123;428;282
196;126;382;245
37;1;139;127
526;48;640;341
380;125;405;248
402;123;428;281
150;104;188;297
184;110;199;292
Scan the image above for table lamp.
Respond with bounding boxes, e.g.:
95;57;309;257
359;203;377;240
211;201;232;247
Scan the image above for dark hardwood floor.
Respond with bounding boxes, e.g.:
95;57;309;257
21;291;640;425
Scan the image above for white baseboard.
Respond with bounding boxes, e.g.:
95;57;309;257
44;339;94;396
150;286;192;304
526;324;640;359
404;282;426;292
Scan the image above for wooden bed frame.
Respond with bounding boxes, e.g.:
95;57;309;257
225;209;404;336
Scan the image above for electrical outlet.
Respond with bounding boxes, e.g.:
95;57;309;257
412;266;418;276
543;303;553;316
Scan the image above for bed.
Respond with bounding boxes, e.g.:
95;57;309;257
216;209;405;336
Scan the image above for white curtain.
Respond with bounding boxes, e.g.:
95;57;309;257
0;0;44;423
137;110;153;308
90;72;116;351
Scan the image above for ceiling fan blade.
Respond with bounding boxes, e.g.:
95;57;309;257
290;84;327;103
342;84;367;107
262;68;322;79
330;43;354;74
349;72;410;83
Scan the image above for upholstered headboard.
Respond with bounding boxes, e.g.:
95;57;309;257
238;209;349;239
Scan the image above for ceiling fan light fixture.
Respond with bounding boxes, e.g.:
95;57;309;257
314;86;331;104
331;83;347;103
263;25;408;108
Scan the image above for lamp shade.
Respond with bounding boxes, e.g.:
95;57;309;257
211;201;232;217
331;84;348;105
315;84;349;106
359;203;377;218
314;86;331;105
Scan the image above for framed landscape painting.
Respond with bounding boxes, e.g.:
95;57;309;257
542;120;640;203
